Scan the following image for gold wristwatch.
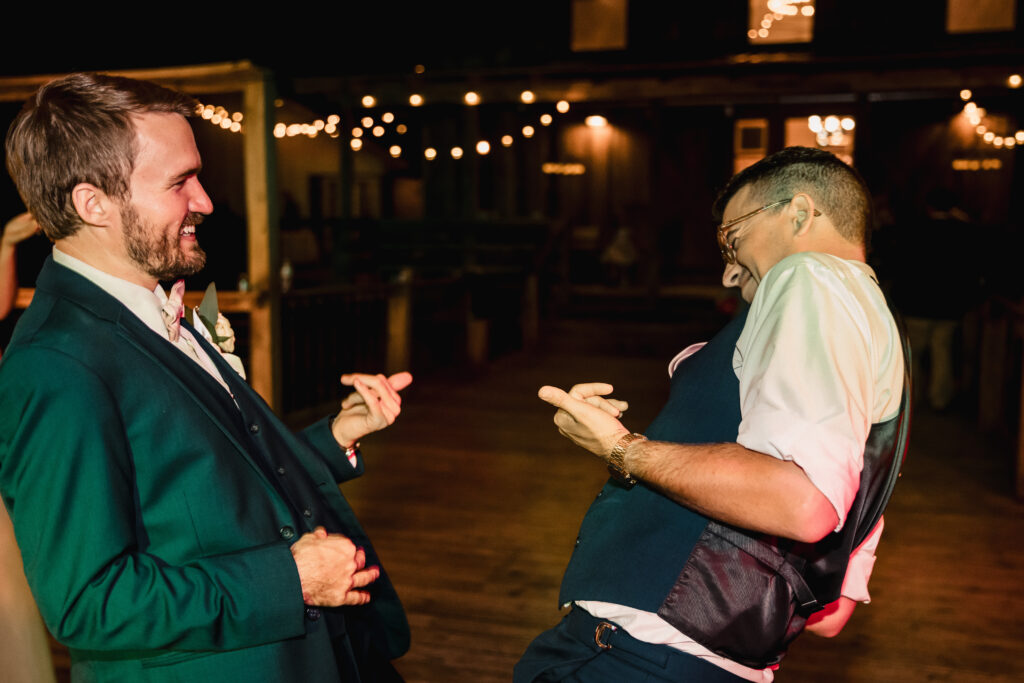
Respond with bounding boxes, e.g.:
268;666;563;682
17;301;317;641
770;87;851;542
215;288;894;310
607;432;646;488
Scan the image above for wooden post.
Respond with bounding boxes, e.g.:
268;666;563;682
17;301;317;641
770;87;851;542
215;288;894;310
387;268;413;375
243;71;282;410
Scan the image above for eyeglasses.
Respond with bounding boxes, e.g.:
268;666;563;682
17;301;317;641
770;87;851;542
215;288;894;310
716;197;821;264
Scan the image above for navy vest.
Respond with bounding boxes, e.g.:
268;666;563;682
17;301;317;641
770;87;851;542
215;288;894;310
560;308;909;668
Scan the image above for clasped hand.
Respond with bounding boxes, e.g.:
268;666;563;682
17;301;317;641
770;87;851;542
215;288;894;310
330;371;413;448
290;527;380;606
538;382;631;458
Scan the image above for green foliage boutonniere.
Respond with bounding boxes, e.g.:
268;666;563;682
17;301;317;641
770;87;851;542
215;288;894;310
187;283;247;380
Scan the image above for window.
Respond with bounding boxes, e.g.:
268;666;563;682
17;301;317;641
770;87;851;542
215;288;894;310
747;0;815;44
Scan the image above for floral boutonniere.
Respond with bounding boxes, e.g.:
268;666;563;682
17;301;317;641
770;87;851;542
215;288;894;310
187;283;247;380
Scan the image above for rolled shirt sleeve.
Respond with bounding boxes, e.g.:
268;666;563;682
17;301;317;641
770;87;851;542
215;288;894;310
733;253;903;531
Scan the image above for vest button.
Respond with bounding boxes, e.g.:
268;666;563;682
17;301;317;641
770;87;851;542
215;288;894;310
305;606;321;621
249;423;260;434
303;508;313;518
279;526;295;540
277;467;286;475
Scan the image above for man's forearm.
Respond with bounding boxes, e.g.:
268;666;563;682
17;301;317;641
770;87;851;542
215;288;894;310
622;438;838;543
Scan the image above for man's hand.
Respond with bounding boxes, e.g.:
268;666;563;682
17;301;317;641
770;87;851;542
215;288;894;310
330;371;412;448
2;212;40;247
538;382;631;458
290;527;381;606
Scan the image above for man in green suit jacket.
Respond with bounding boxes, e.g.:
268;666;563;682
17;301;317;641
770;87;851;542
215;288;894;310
0;73;410;681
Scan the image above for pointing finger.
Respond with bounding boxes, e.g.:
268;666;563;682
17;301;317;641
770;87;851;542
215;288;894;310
386;371;413;392
538;385;571;408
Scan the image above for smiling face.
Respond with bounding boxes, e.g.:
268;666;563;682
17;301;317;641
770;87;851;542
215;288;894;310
115;112;213;285
719;185;794;302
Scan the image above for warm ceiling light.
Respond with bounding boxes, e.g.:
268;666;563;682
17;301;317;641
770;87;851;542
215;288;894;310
522;125;535;137
389;145;402;158
476;140;491;155
361;117;373;128
414;64;426;74
352;128;363;138
425;147;437;160
960;89;973;101
464;91;480;106
372;126;385;137
1009;74;1022;88
361;95;376;108
556;100;570;113
327;114;341;125
521;90;535;104
451;146;464;159
396;124;407;134
409;94;424;106
540;114;553;126
501;135;513;147
585;115;608;128
840;117;855;131
351;138;363;150
273;123;286;138
382;112;395;123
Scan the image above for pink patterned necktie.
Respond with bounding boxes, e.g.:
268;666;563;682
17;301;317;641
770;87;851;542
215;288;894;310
161;280;185;342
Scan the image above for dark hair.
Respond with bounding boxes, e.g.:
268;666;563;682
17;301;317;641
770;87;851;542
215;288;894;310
5;73;198;240
713;147;873;249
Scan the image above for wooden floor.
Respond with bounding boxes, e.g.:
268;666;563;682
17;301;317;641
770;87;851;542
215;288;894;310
42;318;1024;681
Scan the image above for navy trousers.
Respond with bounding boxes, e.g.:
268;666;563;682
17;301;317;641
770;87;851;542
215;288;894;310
514;609;746;682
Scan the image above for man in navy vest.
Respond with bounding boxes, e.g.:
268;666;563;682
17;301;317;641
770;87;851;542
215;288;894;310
516;147;906;682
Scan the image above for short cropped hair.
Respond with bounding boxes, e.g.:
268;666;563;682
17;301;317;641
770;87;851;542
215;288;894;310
5;73;197;240
713;147;873;249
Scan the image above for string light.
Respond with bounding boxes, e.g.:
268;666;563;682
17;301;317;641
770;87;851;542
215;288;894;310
962;78;1023;150
197;102;244;134
806;114;854;147
203;78;584;164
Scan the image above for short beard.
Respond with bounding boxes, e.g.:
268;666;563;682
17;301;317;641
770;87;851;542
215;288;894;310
121;203;207;281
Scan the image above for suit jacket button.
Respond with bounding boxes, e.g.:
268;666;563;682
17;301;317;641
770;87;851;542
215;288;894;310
305;607;321;621
279;526;295;540
249;423;260;434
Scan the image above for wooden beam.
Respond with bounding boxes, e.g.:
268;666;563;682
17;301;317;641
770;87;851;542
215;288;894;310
243;70;282;410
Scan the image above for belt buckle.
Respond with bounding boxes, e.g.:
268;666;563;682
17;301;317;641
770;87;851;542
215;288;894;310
594;621;617;650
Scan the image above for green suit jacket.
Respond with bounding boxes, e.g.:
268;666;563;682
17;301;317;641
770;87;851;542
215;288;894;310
0;257;409;682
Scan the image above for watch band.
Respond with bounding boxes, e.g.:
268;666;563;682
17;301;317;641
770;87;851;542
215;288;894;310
607;432;646;488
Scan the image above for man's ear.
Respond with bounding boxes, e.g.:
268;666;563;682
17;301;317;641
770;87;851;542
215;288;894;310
70;183;116;228
790;193;816;236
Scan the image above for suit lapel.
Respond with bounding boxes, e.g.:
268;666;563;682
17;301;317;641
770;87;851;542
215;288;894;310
35;257;273;487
